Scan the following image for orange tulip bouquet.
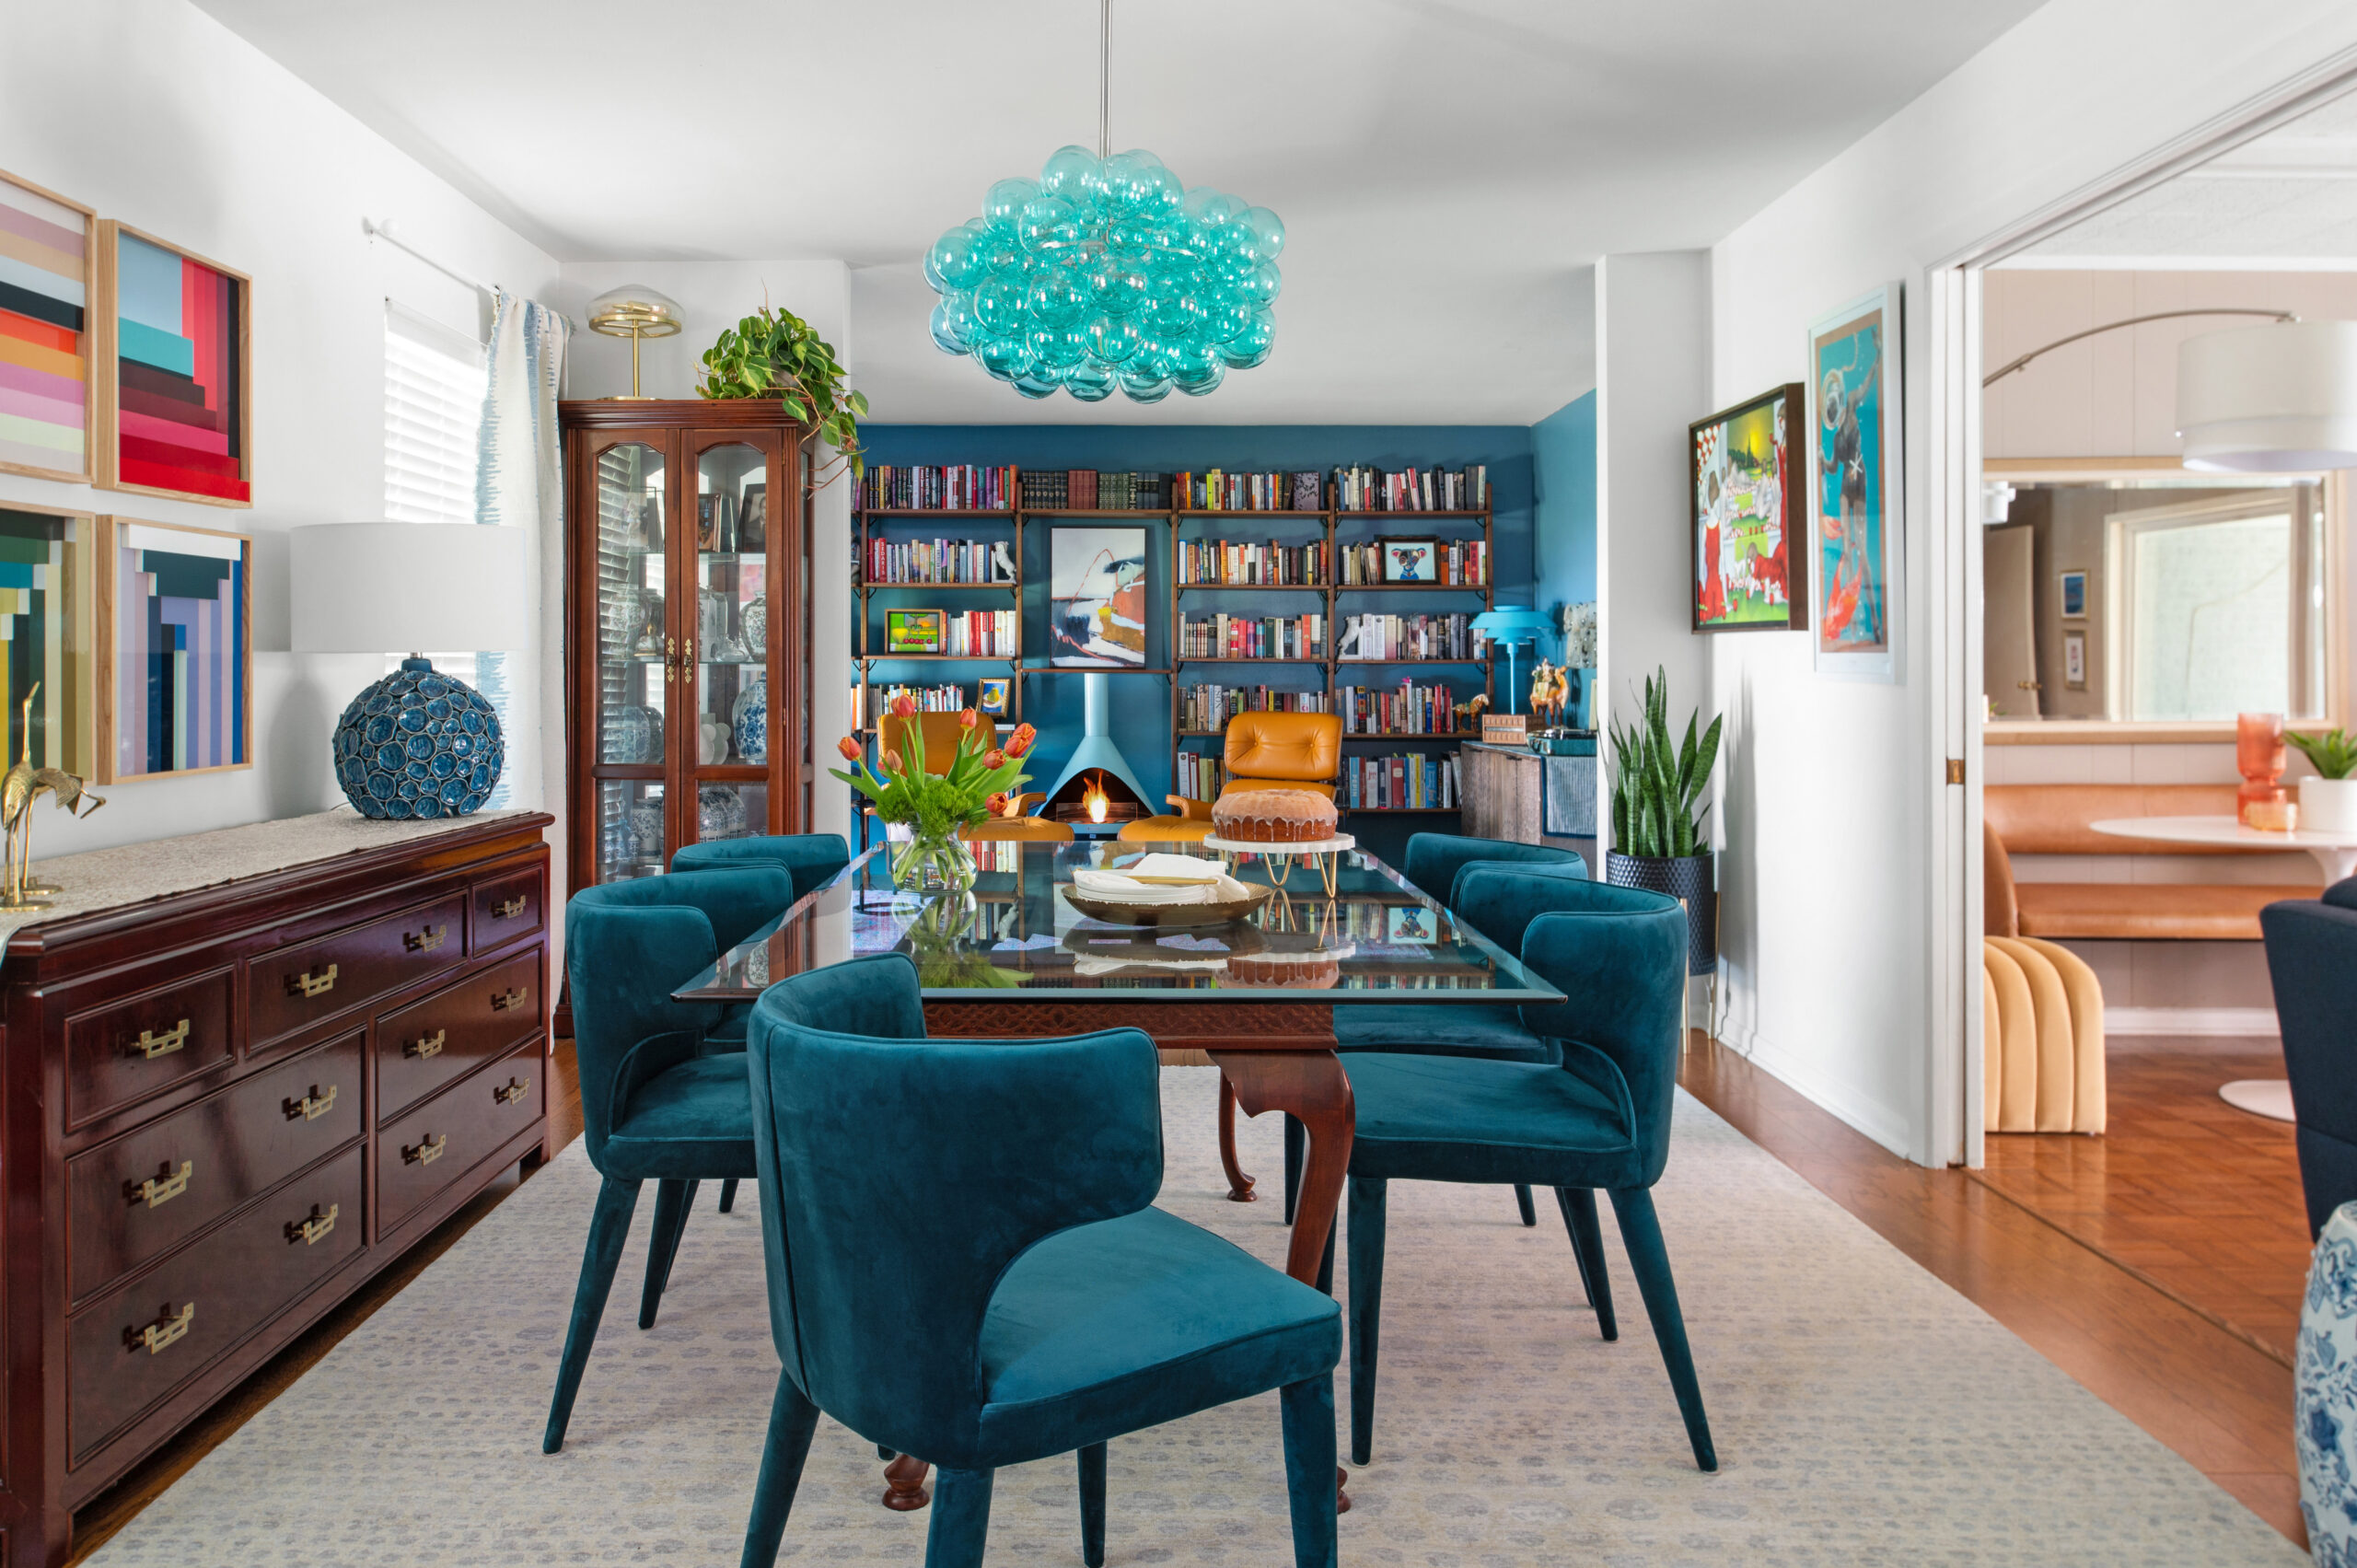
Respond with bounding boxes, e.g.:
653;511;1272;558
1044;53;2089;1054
831;696;1036;894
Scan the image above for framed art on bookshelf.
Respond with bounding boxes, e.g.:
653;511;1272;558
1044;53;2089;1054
94;222;253;507
887;608;946;654
1380;538;1439;584
1051;525;1148;668
0;504;97;773
0;169;97;484
94;515;250;783
979;677;1011;715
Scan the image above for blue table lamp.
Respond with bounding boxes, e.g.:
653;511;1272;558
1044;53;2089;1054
1469;606;1555;714
290;523;527;819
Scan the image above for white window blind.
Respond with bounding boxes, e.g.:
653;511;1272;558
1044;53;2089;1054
383;302;487;692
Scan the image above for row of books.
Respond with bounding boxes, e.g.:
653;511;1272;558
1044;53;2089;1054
1341;752;1461;811
1335;613;1491;663
1333;465;1490;513
1338;680;1463;736
1175;750;1225;805
1338;539;1490;587
849;684;967;727
1174;470;1323;512
861;465;1016;511
890;610;1018;658
1018;470;1170;510
1178;538;1329;587
1177;612;1326;662
861;538;1017;586
1176;684;1333;732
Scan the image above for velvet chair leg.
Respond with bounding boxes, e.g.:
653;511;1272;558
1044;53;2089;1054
1076;1443;1107;1568
639;1178;698;1330
877;1444;896;1460
1279;1374;1341;1568
1609;1185;1717;1472
924;1467;995;1568
1345;1175;1387;1468
719;1178;739;1214
543;1175;641;1453
1556;1186;1618;1341
1283;1113;1305;1225
738;1371;821;1568
1515;1184;1538;1226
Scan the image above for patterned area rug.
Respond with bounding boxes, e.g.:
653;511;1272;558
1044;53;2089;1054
89;1068;2302;1566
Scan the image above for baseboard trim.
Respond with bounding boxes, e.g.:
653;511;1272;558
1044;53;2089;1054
2107;1005;2279;1037
1713;1019;1918;1160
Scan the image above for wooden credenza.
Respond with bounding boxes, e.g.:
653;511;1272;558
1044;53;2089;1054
0;809;553;1566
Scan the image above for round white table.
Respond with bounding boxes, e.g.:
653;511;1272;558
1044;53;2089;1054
2084;813;2352;1124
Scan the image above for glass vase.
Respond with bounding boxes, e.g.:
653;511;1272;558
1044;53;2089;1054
892;825;978;894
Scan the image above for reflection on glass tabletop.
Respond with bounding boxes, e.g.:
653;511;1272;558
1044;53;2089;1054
671;842;1566;1005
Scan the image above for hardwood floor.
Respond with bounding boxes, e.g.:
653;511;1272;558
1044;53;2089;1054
1679;1031;2305;1547
72;1031;2305;1557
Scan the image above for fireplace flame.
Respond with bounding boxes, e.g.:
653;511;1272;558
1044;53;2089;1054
1082;773;1110;824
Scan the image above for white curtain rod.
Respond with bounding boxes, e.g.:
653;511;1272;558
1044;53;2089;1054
364;217;498;299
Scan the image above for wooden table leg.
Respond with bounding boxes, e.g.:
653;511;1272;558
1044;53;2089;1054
1217;1073;1257;1202
882;1452;932;1510
1210;1047;1355;1516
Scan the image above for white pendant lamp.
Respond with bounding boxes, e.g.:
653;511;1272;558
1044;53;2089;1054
2177;320;2357;471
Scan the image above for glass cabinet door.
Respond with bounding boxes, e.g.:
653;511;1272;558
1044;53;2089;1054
683;437;775;848
591;437;669;880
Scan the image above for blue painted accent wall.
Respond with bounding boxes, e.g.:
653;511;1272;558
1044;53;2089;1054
1531;391;1596;624
853;424;1571;861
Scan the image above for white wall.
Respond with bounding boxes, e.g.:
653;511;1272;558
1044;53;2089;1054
550;261;855;850
1705;0;2357;1162
0;0;559;856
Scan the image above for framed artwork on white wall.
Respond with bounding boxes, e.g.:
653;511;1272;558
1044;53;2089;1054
1807;282;1904;681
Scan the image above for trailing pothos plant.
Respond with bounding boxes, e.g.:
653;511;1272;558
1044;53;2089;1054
1608;665;1724;861
697;304;867;486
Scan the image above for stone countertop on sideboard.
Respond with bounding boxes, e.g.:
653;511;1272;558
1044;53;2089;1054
0;807;544;951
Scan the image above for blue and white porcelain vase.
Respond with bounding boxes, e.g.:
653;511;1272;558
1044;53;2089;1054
331;656;504;819
732;674;768;764
2300;1201;2357;1559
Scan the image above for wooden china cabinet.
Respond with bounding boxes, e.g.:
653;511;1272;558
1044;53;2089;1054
560;401;812;896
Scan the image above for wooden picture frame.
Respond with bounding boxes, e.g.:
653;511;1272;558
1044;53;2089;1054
94;515;251;783
0;168;98;484
1690;383;1806;633
93;222;253;508
0;502;98;774
1807;282;1904;681
978;676;1011;715
1380;538;1439;584
887;608;945;655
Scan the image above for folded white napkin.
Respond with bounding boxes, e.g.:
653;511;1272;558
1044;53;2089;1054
1071;861;1258;906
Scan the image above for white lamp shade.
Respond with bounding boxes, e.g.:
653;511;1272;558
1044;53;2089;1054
290;523;528;654
2177;320;2357;471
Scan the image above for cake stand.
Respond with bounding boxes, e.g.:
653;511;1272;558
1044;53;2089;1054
1200;833;1356;896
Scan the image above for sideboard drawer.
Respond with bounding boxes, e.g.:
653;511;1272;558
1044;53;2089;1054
69;1143;366;1463
375;952;542;1123
470;867;544;954
68;1033;364;1303
65;967;235;1131
248;894;466;1046
378;1039;542;1235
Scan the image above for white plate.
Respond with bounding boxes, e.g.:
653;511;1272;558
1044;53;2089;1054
1200;833;1356;857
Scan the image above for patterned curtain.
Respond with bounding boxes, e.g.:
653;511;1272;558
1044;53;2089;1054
473;295;567;808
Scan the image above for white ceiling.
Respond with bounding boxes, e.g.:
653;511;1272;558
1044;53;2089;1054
196;0;2047;424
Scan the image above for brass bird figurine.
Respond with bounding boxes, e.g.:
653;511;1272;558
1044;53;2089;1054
1;683;105;910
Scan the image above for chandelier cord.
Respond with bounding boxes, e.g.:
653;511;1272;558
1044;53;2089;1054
1098;0;1110;161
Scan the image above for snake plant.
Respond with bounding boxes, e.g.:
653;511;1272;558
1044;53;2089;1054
1608;666;1723;860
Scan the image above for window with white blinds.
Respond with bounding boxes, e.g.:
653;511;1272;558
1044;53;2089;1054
383;302;486;688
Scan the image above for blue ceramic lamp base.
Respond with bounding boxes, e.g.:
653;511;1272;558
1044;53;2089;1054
332;656;505;819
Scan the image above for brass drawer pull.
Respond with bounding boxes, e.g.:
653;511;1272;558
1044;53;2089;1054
128;1160;192;1209
405;1028;447;1060
127;1018;192;1060
132;1302;194;1356
493;1075;531;1107
284;1084;338;1122
490;986;529;1013
286;963;338;1000
403;1133;447;1167
287;1203;339;1247
404;925;447;954
493;894;528;919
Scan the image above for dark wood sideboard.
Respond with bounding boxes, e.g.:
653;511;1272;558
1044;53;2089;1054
0;811;554;1567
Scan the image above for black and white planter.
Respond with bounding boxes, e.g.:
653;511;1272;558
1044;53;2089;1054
1605;850;1716;977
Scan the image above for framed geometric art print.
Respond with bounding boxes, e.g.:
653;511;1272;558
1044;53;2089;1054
94;222;252;507
0;168;97;484
1807;283;1904;681
95;516;250;783
0;504;96;775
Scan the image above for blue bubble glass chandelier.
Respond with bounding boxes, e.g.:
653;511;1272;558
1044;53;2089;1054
922;1;1284;402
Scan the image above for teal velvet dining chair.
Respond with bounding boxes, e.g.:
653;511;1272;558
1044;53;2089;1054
543;865;795;1455
1284;833;1590;1229
1341;870;1717;1474
669;831;850;1051
738;952;1342;1568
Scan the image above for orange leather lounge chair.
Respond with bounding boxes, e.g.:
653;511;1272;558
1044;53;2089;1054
1120;710;1343;845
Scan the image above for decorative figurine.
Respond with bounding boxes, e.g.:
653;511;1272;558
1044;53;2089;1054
1528;659;1571;731
0;684;105;909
